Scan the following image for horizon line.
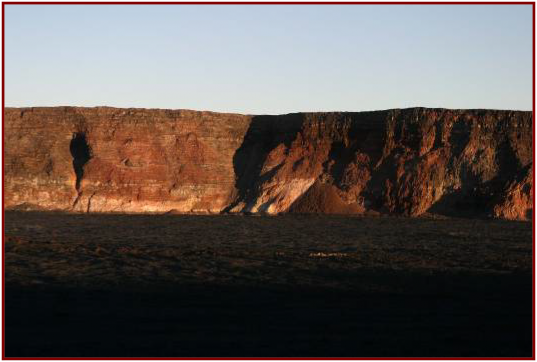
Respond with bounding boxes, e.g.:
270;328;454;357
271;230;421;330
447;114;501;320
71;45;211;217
4;105;533;116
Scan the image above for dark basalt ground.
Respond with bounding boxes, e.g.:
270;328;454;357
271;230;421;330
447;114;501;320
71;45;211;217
4;211;533;357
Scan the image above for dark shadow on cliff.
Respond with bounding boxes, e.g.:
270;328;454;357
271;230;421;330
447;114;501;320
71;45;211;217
325;141;360;187
223;114;305;213
428;142;526;218
70;132;92;192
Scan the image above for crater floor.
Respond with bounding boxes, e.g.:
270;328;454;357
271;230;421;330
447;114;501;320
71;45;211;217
5;212;533;357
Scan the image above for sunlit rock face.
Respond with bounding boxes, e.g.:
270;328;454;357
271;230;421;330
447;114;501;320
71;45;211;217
4;107;533;220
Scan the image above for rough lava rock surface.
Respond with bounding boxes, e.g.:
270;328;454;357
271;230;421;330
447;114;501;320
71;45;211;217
4;107;533;220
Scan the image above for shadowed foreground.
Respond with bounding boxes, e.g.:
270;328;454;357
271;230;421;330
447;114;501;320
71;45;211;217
4;212;533;357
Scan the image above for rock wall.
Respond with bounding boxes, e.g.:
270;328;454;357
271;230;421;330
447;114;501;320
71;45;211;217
4;107;533;220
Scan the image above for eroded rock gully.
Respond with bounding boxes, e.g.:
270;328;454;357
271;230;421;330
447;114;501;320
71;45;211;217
4;107;533;220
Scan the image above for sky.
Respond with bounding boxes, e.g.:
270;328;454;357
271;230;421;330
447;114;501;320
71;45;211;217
5;4;533;114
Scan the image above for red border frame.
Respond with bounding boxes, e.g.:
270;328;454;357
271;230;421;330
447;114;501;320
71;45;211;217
0;2;534;4
1;1;536;361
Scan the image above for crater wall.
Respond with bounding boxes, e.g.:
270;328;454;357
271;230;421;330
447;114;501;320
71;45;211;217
4;107;533;220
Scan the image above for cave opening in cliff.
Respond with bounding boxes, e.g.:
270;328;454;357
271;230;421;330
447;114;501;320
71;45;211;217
70;132;92;191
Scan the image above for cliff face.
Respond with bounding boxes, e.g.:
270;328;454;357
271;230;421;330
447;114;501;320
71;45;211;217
4;107;533;220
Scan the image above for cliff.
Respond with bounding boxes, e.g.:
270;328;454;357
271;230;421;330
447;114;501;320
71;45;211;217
4;107;533;220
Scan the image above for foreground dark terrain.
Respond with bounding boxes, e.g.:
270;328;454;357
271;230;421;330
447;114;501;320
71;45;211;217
4;211;533;357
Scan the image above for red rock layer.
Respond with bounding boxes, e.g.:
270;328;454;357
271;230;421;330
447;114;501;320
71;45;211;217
4;107;533;220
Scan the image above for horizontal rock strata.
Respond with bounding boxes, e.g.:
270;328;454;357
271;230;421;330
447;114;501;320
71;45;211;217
4;107;533;220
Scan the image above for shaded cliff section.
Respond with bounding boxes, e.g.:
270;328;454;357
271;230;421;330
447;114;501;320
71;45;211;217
4;107;533;220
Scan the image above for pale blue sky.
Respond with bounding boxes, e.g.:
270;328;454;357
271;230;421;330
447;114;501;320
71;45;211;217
5;4;533;114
